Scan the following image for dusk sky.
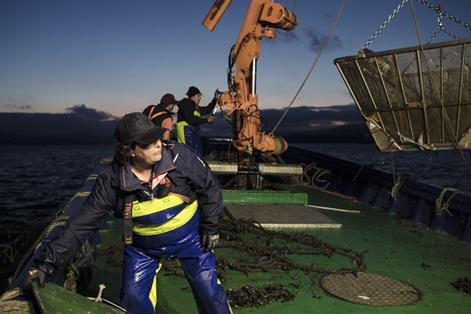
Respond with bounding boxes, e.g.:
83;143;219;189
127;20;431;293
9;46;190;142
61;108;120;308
1;0;470;116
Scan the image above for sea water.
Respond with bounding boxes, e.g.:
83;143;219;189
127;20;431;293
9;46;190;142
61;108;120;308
0;145;114;224
0;145;113;292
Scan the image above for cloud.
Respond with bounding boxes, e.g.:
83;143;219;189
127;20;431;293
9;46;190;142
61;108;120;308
303;27;342;52
66;104;116;121
4;104;32;111
2;94;34;111
268;30;300;49
276;30;300;43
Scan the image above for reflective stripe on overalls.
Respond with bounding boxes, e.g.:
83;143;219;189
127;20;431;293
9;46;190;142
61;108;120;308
131;194;199;248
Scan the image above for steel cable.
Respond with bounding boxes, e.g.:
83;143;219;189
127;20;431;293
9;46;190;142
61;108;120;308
270;0;346;134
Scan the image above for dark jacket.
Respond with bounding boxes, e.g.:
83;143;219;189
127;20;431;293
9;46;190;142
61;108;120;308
177;97;217;126
35;142;223;274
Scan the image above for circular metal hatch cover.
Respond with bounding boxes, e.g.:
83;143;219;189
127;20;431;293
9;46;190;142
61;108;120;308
320;272;421;306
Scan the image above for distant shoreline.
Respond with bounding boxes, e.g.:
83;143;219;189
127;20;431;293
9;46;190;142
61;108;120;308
0;104;373;145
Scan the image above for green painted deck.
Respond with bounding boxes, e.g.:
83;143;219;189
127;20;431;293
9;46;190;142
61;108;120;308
226;204;342;228
80;186;471;314
222;189;308;205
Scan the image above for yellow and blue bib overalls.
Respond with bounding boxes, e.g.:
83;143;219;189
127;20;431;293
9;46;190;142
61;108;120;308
120;193;231;314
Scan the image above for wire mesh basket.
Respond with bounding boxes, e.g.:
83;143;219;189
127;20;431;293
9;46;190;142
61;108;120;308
335;38;471;152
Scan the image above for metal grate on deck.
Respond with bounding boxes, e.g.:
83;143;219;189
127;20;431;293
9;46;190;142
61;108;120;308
320;272;421;306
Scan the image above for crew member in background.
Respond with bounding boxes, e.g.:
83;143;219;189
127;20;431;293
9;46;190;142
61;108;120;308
176;86;219;158
25;112;231;314
143;93;178;140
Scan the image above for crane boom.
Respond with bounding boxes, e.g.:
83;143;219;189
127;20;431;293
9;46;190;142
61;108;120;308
203;0;297;156
203;0;232;32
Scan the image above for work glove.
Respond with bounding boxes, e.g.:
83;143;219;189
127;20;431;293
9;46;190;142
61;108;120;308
206;115;215;124
201;233;219;251
24;268;46;288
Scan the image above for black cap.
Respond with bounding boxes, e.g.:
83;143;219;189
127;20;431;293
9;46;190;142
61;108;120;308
186;86;201;98
115;112;166;146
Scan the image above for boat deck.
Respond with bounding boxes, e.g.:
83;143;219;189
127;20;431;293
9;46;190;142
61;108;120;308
82;186;471;313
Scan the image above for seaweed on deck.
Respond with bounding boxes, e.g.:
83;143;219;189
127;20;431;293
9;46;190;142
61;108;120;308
99;218;367;308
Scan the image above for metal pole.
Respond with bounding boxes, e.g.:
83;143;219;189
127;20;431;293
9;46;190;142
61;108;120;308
456;43;466;137
416;50;431;144
393;53;416;140
354;59;386;130
374;56;403;144
251;58;257;94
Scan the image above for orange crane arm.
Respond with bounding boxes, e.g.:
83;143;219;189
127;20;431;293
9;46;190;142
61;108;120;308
203;0;297;156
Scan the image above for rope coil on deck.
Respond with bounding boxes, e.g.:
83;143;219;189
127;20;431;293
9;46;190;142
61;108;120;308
298;162;331;190
434;187;471;216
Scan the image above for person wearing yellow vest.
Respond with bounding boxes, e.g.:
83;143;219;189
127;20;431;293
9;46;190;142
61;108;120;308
25;113;231;314
143;93;178;140
176;86;219;158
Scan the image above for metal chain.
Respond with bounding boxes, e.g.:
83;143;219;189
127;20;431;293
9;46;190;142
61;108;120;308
426;28;457;44
416;0;471;30
362;0;470;50
409;0;471;176
441;28;458;39
425;29;440;45
425;6;457;44
361;0;410;50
